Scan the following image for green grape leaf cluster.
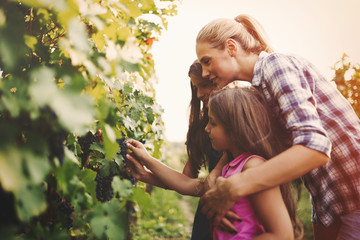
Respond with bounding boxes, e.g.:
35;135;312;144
0;0;179;238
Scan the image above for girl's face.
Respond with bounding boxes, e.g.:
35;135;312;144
205;109;232;151
190;74;218;107
196;41;237;88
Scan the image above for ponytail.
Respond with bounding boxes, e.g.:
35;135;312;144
197;14;274;54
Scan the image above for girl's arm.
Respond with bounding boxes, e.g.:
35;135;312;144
244;157;294;240
126;139;206;196
127;140;242;232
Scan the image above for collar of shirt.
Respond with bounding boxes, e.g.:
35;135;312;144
252;51;269;87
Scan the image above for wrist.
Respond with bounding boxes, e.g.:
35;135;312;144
226;175;244;202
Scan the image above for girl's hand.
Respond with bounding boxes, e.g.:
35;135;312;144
125;153;151;182
126;139;152;164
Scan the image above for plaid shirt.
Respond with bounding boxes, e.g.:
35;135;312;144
252;51;360;227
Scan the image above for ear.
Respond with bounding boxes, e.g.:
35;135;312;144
225;39;237;57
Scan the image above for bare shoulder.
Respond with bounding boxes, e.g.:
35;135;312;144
242;156;266;171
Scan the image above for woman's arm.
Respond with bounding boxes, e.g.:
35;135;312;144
126;139;206;196
200;144;329;226
244;157;294;240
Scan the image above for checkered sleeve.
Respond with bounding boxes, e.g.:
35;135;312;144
261;54;332;157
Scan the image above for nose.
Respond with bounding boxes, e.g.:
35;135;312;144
197;88;204;100
205;123;210;133
202;68;210;79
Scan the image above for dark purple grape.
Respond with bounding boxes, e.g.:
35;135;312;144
58;199;74;229
95;172;113;202
78;131;97;167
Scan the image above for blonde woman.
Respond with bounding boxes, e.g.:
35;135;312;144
196;14;360;240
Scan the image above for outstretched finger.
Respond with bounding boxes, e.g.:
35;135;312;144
125;140;136;150
126;153;141;165
219;217;238;234
224;210;241;222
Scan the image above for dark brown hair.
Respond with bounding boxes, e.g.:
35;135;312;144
185;60;219;177
209;87;303;239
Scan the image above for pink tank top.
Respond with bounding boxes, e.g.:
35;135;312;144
213;152;265;240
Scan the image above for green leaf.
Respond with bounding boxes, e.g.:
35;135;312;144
112;176;133;198
67;17;90;52
24;34;37;50
78;169;97;203
0;148;28;191
132;187;152;214
50;91;95;134
54;160;79;196
0;147;50;191
65;146;80;166
90;141;105;155
29;67;57;107
88;200;127;239
15;184;47;222
1;94;20;117
103;125;119;160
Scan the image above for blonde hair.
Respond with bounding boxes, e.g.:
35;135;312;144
209;87;303;239
196;14;274;54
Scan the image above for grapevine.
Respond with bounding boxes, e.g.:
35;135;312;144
0;0;175;239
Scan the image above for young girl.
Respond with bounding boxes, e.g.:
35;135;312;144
126;60;243;238
126;86;302;239
195;14;360;240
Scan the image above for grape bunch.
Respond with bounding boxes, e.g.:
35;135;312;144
78;131;97;168
58;199;74;229
117;132;128;163
116;132;136;185
48;131;67;165
95;172;114;202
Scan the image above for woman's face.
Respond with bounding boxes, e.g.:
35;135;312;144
190;74;217;107
205;109;231;151
196;41;237;88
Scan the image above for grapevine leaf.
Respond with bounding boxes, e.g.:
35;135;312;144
132;187;152;214
1;95;20;117
87;200;127;239
64;147;80;166
90;141;105;155
112;176;133;198
54;160;79;196
78;169;97;204
103;125;120;160
29;67;57;107
14;184;47;222
50;91;95;134
67;17;90;52
24;34;38;51
0;148;28;191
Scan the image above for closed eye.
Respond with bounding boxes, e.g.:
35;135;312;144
200;57;210;66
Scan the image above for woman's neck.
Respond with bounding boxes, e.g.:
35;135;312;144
236;52;259;82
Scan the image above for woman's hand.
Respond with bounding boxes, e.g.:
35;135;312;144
126;139;152;164
200;177;238;227
125;153;151;182
219;211;242;234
